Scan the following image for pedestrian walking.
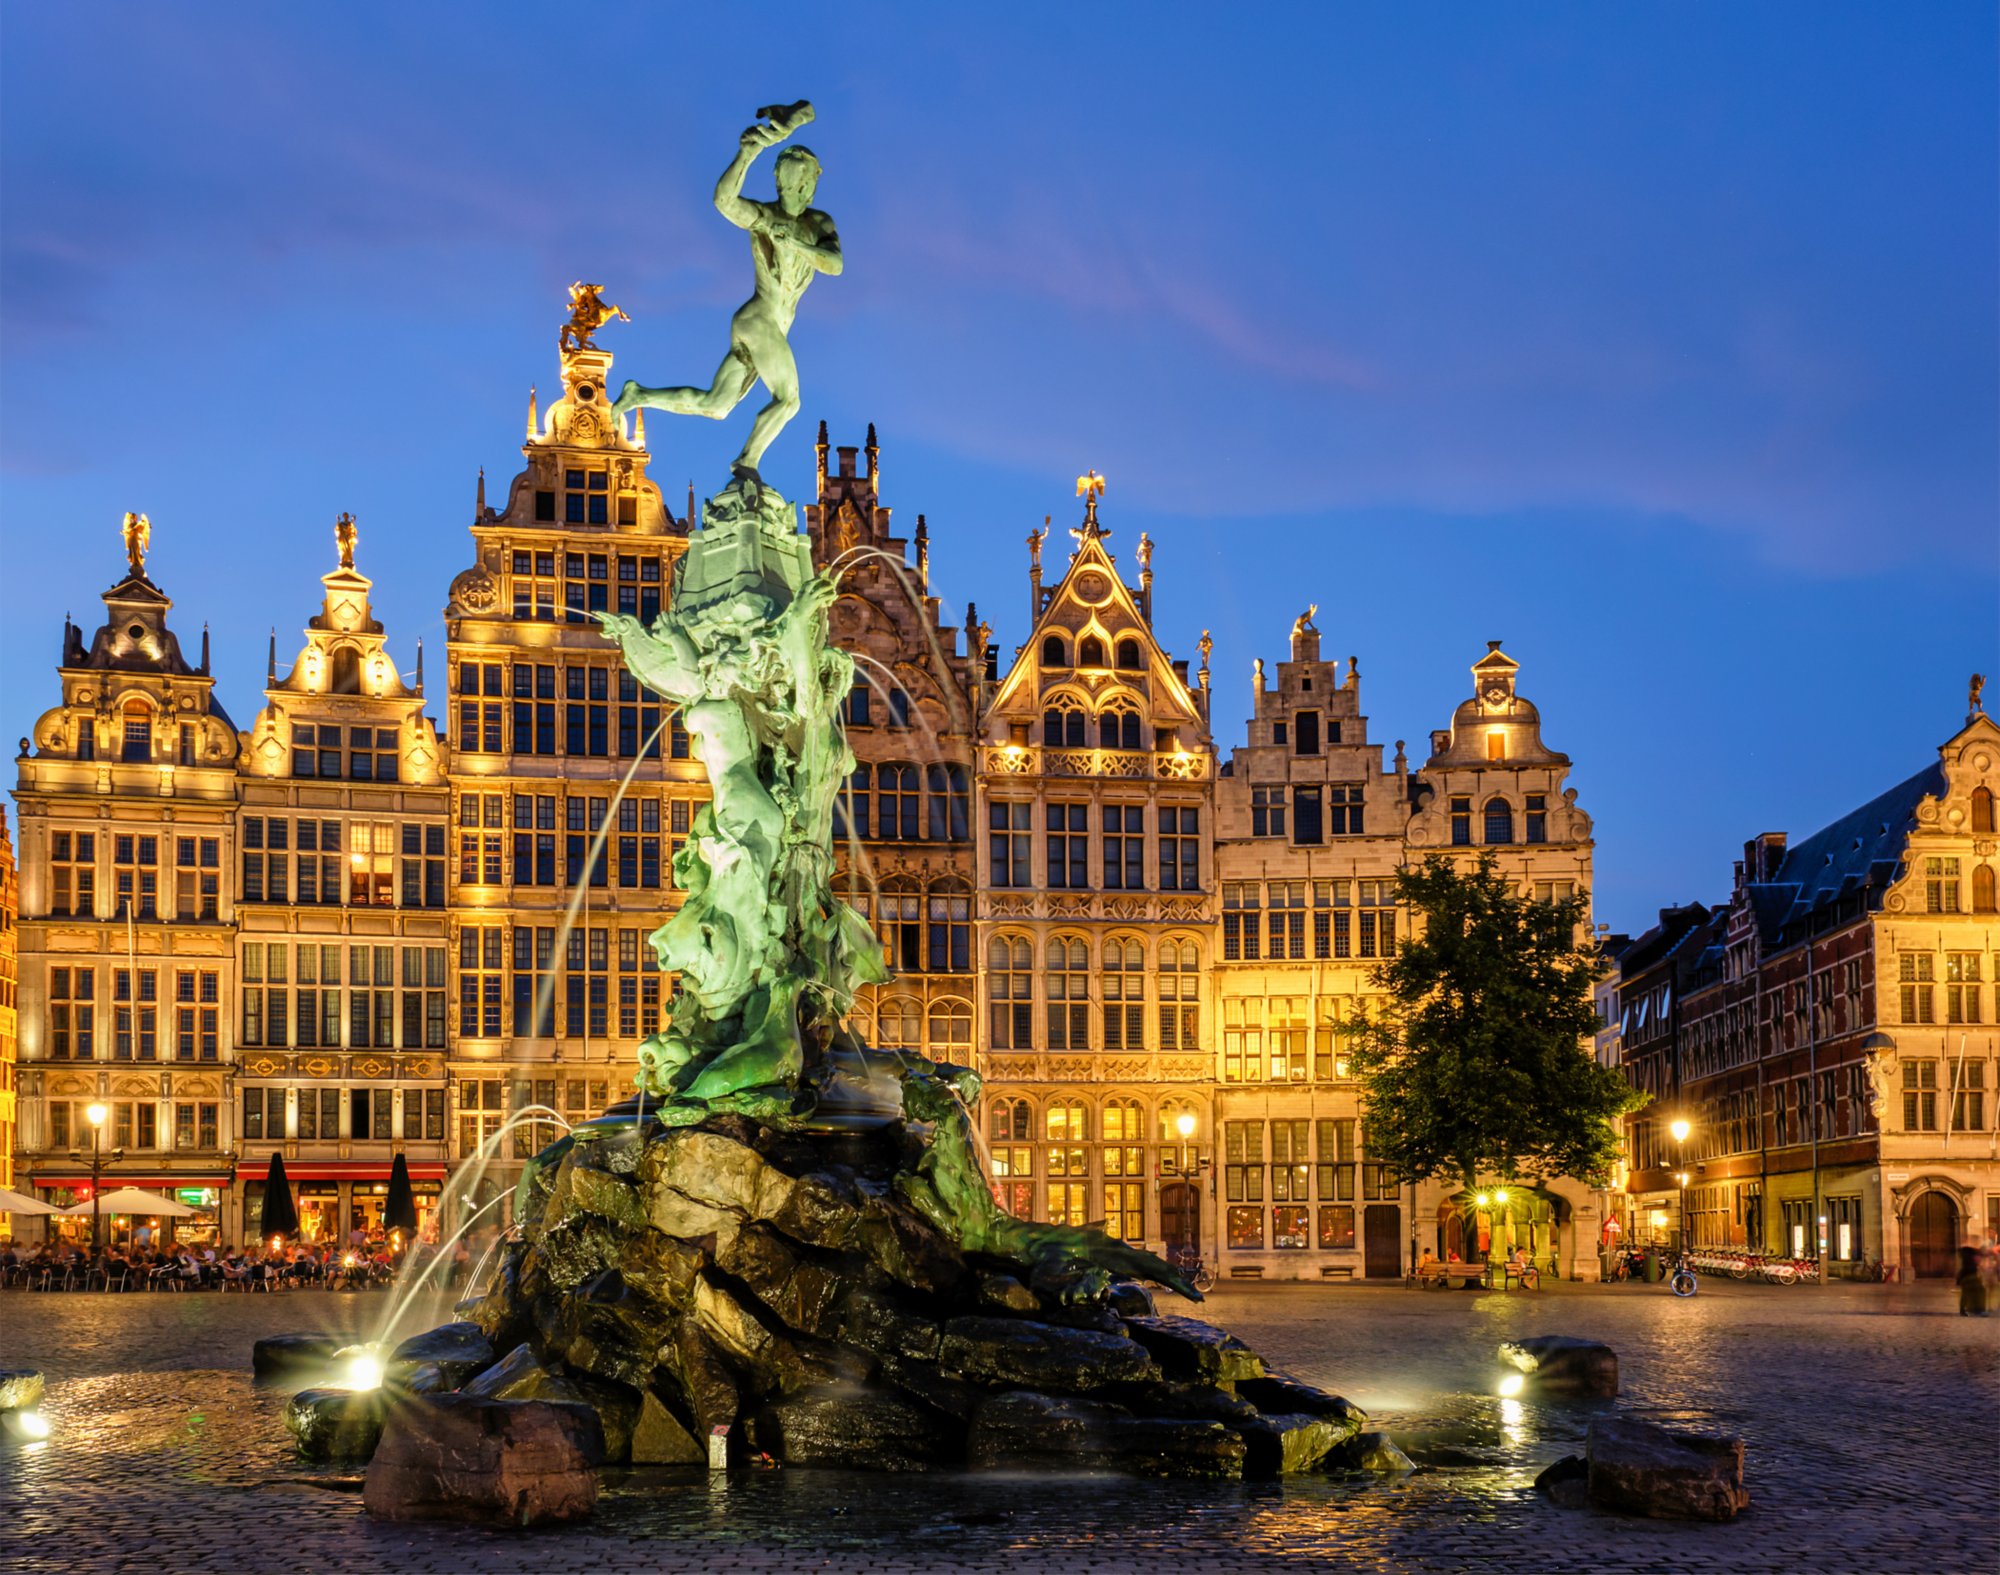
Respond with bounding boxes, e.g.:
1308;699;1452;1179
1955;1242;1986;1316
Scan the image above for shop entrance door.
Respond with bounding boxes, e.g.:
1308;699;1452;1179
1160;1182;1200;1258
1909;1192;1959;1278
1363;1204;1402;1278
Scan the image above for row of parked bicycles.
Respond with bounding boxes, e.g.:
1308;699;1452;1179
1685;1248;1827;1284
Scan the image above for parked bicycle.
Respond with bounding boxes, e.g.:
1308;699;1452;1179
1669;1251;1698;1297
1169;1245;1216;1294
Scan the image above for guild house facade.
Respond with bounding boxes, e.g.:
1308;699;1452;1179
1612;692;2000;1279
10;303;1615;1276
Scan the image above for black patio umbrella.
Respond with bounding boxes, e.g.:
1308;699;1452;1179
383;1153;419;1236
259;1152;300;1240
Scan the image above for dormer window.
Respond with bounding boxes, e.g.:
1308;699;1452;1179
1115;638;1142;670
565;469;610;525
1078;635;1106;667
1295;711;1321;756
1041;636;1069;668
1273;721;1288;746
1486;729;1507;760
121;701;151;763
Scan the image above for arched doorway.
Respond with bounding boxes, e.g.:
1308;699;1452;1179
1160;1182;1199;1257
1908;1191;1960;1278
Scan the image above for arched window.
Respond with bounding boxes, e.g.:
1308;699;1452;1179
1115;638;1142;670
926;763;969;840
120;701;152;763
1102;1095;1146;1241
988;935;1033;1049
876;878;922;971
1043;703;1086;748
926;879;971;971
1046;1096;1089;1227
1097;708;1141;751
1159;938;1200;1048
877;764;920;840
834;763;869;839
876;994;922;1052
1975;864;1998;914
1045;934;1090;1050
330;647;362;694
1484;797;1514;845
1046;1097;1087;1142
1041;635;1069;668
929;997;972;1056
1078;635;1106;668
1974;787;1996;834
1103;935;1146;1050
990;1097;1031;1143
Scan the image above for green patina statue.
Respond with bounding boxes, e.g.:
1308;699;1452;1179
588;103;1195;1301
610;100;839;486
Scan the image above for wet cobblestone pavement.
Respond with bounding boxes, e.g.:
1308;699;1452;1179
1;1279;1992;1572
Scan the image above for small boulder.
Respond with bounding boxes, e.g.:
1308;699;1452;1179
546;1154;647;1232
1587;1417;1748;1521
1536;1453;1590;1510
0;1370;46;1412
975;1272;1040;1316
388;1362;451;1397
1122;1315;1264;1383
388;1322;498;1390
939;1317;1158;1393
1500;1336;1619;1398
630;1389;706;1465
1106;1280;1155;1319
1237;1411;1342;1477
750;1387;959;1472
463;1343;583;1406
839;1289;942;1362
967;1390;1243;1479
284;1387;392;1462
362;1394;602;1526
1331;1429;1414;1475
1236;1370;1367;1432
767;1171;863;1251
252;1334;341;1382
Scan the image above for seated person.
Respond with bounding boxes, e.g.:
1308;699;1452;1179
1506;1246;1540;1288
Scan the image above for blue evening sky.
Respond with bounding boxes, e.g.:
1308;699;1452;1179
1;3;1994;933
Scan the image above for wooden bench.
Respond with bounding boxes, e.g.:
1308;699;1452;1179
1412;1262;1488;1289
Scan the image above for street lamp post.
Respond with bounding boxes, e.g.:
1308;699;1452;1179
85;1102;109;1256
1669;1118;1691;1254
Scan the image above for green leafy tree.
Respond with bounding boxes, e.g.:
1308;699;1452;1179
1343;856;1643;1191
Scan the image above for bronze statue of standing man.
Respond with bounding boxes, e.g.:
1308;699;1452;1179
612;101;841;487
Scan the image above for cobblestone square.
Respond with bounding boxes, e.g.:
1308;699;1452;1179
0;1279;1992;1573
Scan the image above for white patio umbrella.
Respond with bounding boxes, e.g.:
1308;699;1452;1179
60;1186;202;1218
0;1186;57;1215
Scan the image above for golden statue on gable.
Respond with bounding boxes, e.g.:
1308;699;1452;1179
561;281;631;353
335;512;358;570
121;510;150;576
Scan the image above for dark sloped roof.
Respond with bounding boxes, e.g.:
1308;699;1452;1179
1749;761;1945;940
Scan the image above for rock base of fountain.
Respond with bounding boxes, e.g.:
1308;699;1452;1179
375;1109;1370;1488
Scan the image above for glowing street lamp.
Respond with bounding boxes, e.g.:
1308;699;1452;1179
1174;1111;1196;1178
84;1102;110;1256
1668;1118;1693;1252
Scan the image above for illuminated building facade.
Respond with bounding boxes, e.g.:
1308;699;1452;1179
973;487;1219;1257
804;426;983;1073
1210;625;1602;1280
230;521;452;1243
440;337;698;1199
15;538;241;1223
0;806;16;1198
1614;695;2000;1278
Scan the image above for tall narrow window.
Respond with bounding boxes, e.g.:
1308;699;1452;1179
1293;786;1323;845
1045;935;1090;1049
1159;939;1199;1048
1450;796;1472;845
988;801;1030;887
926;882;971;972
1046;803;1088;888
1158;805;1199;890
1102;936;1145;1050
1102;804;1144;889
1483;797;1513;845
1295;711;1320;755
988;936;1033;1049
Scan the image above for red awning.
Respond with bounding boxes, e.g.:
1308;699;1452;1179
32;1175;231;1191
234;1162;448;1182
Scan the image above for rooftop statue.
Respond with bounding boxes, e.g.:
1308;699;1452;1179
611;101;839;488
560;282;629;354
121;510;151;577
